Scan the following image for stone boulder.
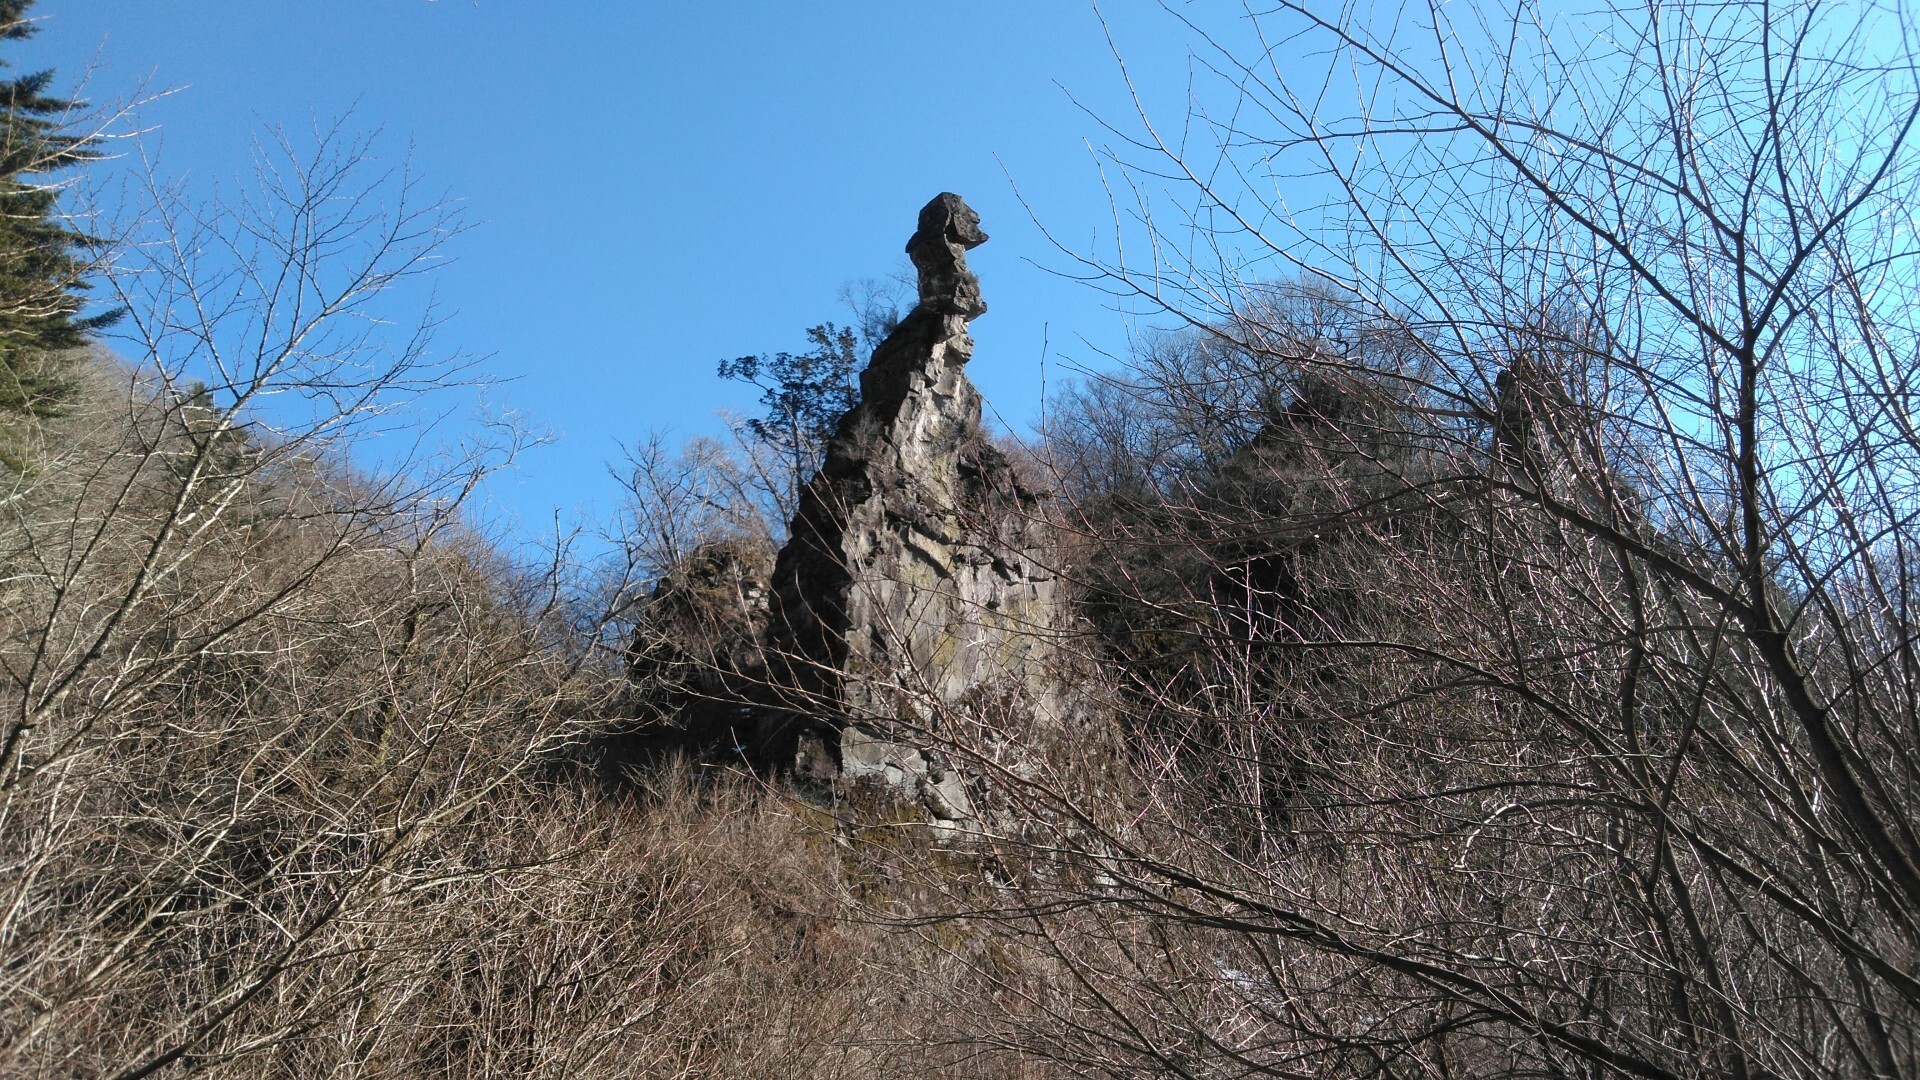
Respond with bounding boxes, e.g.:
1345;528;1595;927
622;538;776;763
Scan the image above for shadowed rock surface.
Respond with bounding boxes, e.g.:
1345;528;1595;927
620;538;776;764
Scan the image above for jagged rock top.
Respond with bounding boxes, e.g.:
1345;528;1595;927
907;192;989;320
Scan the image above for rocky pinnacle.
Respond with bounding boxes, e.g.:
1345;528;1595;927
908;191;988;320
759;193;1063;802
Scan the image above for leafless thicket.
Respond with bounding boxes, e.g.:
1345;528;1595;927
0;125;1036;1079
0;122;575;1074
910;1;1920;1077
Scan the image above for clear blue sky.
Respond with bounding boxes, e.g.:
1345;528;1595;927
33;2;1214;538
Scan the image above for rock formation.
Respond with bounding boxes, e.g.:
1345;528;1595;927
621;538;776;761
621;194;1072;821
757;193;1066;809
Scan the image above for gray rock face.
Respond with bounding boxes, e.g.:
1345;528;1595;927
761;193;1066;801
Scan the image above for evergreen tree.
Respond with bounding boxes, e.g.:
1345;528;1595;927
718;321;862;482
0;0;111;419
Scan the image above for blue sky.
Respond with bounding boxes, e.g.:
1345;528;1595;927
32;2;1211;538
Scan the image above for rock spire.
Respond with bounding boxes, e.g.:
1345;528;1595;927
758;193;1065;804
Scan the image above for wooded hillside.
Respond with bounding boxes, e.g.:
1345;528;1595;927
5;1;1919;1077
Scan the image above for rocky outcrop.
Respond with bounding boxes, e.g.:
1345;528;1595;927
758;193;1067;809
621;538;776;762
620;194;1072;820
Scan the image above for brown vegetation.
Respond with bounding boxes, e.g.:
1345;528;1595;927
0;130;1044;1080
10;1;1920;1077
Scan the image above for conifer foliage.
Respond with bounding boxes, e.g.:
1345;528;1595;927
0;0;107;419
718;322;862;473
717;321;863;514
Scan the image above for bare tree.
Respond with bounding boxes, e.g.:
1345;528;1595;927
0;121;630;1076
927;1;1920;1076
